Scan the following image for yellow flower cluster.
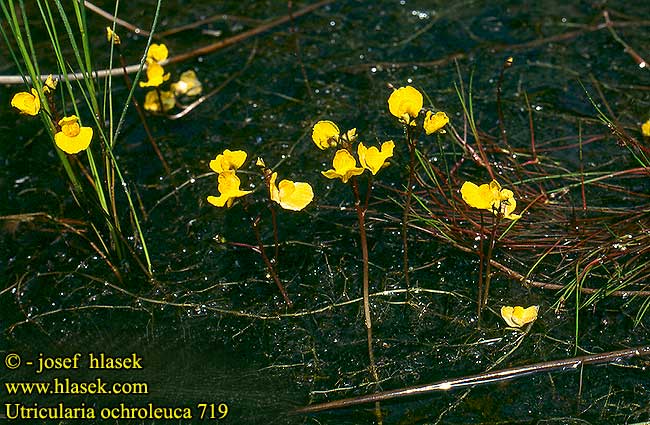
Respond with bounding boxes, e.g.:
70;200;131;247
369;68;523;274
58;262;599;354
11;79;92;155
313;120;394;183
207;150;314;211
460;179;521;220
387;85;449;134
140;44;203;113
501;305;539;328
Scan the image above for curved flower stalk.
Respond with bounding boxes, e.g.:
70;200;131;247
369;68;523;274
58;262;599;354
501;305;539;328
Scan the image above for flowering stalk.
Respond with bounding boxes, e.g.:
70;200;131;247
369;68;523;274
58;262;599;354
251;215;292;308
350;176;383;425
402;124;416;290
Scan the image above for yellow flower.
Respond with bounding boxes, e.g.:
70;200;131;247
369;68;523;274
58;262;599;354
106;26;121;45
388;85;423;124
312;120;340;150
501;305;539;328
54;115;93;154
139;62;170;88
461;179;521;220
358;140;395;175
322;149;364;183
642;119;650;137
171;70;202;97
209;150;247;174
269;172;314;211
423;111;449;135
146;43;168;63
207;171;252;208
43;75;57;94
143;90;175;112
344;128;358;143
11;88;40;116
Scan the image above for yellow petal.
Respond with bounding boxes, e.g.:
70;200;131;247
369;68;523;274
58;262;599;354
322;150;365;183
512;306;539;326
460;181;495;210
312;120;340;150
146;43;168;63
43;75;57;94
388;86;423;122
269;172;280;203
500;306;518;328
139;62;170;87
209;150;247;173
11;88;40;116
106;27;121;45
208;171;251;208
424;111;449;135
358;140;395;175
171;70;202;96
642;119;650;137
276;179;314;211
143;90;175;112
55;126;93;154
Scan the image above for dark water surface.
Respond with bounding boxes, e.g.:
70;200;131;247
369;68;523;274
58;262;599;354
2;1;650;424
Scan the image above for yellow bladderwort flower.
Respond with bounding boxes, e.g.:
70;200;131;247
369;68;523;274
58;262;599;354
105;26;121;45
358;140;395;175
210;150;247;174
146;43;168;63
423;111;449;135
171;70;202;97
322;149;364;183
207;170;252;208
312;120;340;150
11;88;40;116
143;90;175;112
388;85;423;124
269;172;314;211
139;62;171;88
460;179;521;220
43;75;57;94
642;119;650;137
54;115;93;154
500;305;539;328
